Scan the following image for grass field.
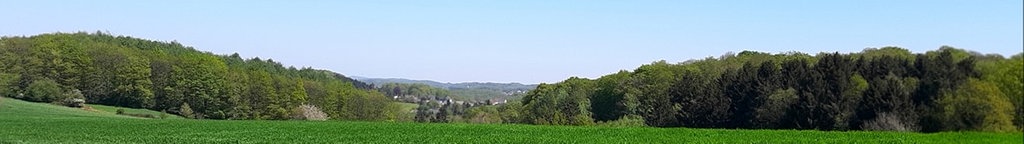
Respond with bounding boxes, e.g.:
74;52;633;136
0;97;1020;143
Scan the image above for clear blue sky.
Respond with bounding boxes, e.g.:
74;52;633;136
2;0;1021;84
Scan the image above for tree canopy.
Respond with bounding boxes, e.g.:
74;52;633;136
0;32;391;121
514;46;1022;133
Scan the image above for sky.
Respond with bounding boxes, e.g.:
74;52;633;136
2;0;1021;84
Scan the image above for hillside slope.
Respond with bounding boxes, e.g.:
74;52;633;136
0;32;393;121
0;97;132;119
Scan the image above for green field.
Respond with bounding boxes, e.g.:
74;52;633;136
0;97;1020;143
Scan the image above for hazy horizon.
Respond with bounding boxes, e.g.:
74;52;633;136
3;0;1021;84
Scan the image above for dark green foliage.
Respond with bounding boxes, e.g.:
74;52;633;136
722;62;766;128
850;55;919;130
590;71;630;122
434;103;450;123
670;69;729;128
514;47;1017;133
852;75;917;130
912;49;979;132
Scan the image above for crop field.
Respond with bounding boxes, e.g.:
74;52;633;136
0;97;1020;143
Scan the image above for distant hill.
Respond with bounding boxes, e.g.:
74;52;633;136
352;77;537;101
352;77;537;91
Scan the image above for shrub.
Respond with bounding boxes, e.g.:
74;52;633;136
26;79;63;103
180;103;194;119
116;109;125;115
863;112;918;132
59;89;85;107
159;110;168;119
464;106;501;124
291;104;328;121
62;98;85;108
597;115;647;127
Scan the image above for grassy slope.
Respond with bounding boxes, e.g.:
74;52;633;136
86;104;184;119
396;102;419;111
0;97;1020;143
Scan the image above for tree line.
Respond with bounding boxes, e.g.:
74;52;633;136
508;47;1022;132
0;32;399;121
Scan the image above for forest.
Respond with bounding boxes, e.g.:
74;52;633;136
507;47;1022;132
0;32;399;121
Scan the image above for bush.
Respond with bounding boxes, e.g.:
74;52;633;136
597;115;647;127
116;109;125;115
26;79;63;103
291;104;328;121
180;103;194;119
62;98;85;108
59;89;85;107
863;112;918;132
464;106;502;124
159;110;168;119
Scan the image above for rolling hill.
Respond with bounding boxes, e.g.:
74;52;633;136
354;76;537;101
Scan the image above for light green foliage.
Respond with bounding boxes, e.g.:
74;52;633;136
0;32;398;121
497;101;523;123
977;53;1024;130
521;77;595;125
627;61;685;126
856;47;916;62
939;79;1018;132
180;102;194;119
379;83;452;102
385;102;417;122
464;106;502;123
87;45;154;108
0;73;19;97
290;81;308;105
26;79;63;103
449;89;508;101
